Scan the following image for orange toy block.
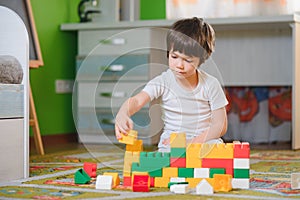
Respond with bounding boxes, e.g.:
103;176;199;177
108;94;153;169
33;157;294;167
154;177;170;188
186;143;202;168
162;167;178;178
200;143;234;159
119;130;138;145
170;132;186;148
213;174;232;192
103;172;120;188
126;139;143;152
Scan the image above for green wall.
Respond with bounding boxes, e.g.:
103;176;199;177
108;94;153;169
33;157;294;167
30;0;80;136
29;0;166;136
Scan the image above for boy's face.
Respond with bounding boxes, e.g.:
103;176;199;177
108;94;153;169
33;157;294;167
168;50;200;79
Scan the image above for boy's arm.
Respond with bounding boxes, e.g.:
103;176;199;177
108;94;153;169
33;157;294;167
191;107;228;143
115;91;151;139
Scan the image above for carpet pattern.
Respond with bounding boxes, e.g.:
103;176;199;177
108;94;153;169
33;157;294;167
0;145;300;199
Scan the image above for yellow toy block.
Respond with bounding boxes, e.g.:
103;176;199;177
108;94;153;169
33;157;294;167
186;143;202;168
170;132;186;148
118;130;138;145
126;139;143;152
154;177;170;188
186;178;202;188
132;152;140;163
200;143;234;159
162;167;178;178
103;172;120;187
123;151;140;175
213;174;232;192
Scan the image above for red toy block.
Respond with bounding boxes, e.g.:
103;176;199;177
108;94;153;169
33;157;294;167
150;177;155;187
83;162;97;178
170;157;186;168
123;176;132;187
234;142;250;158
132;174;150;192
202;158;233;176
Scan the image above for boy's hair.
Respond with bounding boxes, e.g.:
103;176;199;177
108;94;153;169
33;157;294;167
167;17;215;65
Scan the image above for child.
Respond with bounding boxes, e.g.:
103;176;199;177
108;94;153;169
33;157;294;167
115;17;228;152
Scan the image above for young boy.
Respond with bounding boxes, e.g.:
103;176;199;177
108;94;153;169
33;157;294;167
115;17;228;152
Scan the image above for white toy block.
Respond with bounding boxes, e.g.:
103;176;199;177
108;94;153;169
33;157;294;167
194;168;210;178
231;178;250;189
291;173;300;189
170;184;190;194
170;177;186;183
233;158;250;169
196;179;214;195
96;175;113;190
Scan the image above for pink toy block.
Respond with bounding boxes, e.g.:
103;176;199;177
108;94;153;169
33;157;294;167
83;162;97;178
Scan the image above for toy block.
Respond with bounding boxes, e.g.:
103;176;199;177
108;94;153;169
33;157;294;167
170;177;186;183
103;172;120;188
74;169;91;184
132;174;150;192
171;147;186;158
194;168;210;178
126;139;143;152
196;179;214;195
170;132;186;148
96;175;113;190
123;176;132;187
83;162;97;178
213;174;232;192
200;143;234;159
150;177;155;187
202;158;233;175
233;158;250;169
170;184;190;194
139;152;170;169
132;162;162;177
186;178;202;188
170;157;186;168
168;181;189;188
162;167;178;178
186;143;202;168
178;168;194;178
154;177;170;188
132;152;140;163
233;169;249;178
118;130;138;145
291;173;300;189
232;178;250;189
233;142;250;158
123;151;140;175
209;168;225;178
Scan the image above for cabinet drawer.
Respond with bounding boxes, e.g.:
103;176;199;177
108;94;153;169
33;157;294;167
78;81;147;108
77;109;150;133
76;54;149;81
79;28;151;55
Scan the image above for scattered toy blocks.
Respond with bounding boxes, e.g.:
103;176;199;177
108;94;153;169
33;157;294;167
103;172;120;188
213;174;232;192
83;162;97;178
74;169;91;184
96;175;113;190
196;179;214;195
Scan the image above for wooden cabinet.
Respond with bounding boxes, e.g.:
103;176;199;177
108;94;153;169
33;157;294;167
61;14;300;149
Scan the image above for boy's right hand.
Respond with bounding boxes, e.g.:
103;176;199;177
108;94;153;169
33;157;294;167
114;113;133;140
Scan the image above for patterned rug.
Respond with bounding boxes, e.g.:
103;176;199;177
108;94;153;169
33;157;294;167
0;144;300;199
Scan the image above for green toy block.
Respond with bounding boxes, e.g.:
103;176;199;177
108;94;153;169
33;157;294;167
139;151;170;169
234;169;250;178
171;148;186;158
132;162;162;177
209;168;225;178
74;169;91;184
178;168;194;178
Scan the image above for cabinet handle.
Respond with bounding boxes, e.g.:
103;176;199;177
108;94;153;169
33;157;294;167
100;91;126;98
100;65;124;72
99;38;126;45
101;118;115;125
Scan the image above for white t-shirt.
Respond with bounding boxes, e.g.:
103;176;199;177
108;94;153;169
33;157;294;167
143;69;228;140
